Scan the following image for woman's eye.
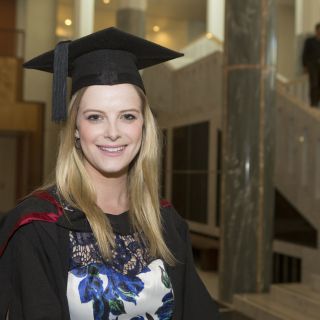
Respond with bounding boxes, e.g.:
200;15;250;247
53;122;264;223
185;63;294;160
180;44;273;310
122;113;137;121
87;114;102;121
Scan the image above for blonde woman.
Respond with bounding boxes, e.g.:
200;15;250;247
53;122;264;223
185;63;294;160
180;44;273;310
0;27;220;320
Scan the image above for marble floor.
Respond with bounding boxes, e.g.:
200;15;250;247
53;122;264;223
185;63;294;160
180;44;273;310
197;269;253;320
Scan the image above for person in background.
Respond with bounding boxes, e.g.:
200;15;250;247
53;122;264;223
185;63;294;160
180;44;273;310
302;22;320;107
0;27;220;320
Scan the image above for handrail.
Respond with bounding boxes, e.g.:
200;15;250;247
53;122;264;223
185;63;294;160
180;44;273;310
183;32;223;51
277;84;320;121
280;74;308;87
277;73;309;105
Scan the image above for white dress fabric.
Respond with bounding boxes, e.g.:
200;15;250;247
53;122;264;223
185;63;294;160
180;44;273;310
67;212;174;320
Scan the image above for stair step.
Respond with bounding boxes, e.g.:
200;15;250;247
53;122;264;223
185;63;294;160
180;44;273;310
310;274;320;293
270;284;320;319
234;293;319;320
278;283;320;301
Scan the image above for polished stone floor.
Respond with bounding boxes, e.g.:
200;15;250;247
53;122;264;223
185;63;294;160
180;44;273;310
197;269;253;320
220;310;253;320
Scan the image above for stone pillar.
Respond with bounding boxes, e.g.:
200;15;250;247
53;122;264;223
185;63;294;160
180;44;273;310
219;0;276;303
24;0;58;180
207;0;225;42
116;0;147;37
73;0;95;38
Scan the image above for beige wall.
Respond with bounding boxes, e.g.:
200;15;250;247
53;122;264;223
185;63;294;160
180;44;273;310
147;19;188;51
296;0;320;35
23;0;60;180
94;10;116;31
277;3;295;79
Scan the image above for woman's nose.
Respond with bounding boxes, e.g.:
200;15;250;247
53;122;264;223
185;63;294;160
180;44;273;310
104;120;121;141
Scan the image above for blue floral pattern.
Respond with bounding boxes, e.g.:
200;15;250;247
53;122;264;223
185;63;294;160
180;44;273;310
68;230;174;320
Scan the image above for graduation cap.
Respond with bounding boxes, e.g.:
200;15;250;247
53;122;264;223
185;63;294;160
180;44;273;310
23;27;183;122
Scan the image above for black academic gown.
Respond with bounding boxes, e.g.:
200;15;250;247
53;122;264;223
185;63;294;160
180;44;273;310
0;189;220;320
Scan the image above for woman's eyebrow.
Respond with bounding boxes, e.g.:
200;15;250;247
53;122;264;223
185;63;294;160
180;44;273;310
81;107;141;114
82;108;104;113
120;108;141;112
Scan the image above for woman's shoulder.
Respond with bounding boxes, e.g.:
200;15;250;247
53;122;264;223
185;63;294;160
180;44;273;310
0;188;63;256
160;200;188;235
2;188;63;223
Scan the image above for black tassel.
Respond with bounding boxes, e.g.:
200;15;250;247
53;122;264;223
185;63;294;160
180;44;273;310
52;40;71;122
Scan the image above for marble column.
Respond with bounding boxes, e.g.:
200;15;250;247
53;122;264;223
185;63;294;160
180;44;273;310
219;0;277;303
207;0;225;42
116;0;146;37
73;0;95;38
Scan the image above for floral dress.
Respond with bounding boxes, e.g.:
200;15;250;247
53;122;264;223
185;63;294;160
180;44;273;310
67;211;174;320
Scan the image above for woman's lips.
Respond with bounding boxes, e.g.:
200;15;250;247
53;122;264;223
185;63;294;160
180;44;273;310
97;145;127;154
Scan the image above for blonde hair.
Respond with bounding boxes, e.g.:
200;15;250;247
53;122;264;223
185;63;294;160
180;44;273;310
55;85;175;265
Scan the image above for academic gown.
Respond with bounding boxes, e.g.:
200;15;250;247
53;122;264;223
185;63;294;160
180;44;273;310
0;189;220;320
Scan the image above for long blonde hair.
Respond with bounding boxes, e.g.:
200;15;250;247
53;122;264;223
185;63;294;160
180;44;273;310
55;85;175;265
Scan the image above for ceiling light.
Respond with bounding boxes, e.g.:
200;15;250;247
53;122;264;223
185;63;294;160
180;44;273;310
102;0;111;4
64;19;72;26
153;25;160;32
206;32;213;39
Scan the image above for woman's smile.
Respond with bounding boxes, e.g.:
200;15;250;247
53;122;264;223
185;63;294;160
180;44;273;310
76;84;144;178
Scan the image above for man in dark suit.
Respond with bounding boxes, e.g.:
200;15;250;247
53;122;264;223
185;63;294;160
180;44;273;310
302;23;320;107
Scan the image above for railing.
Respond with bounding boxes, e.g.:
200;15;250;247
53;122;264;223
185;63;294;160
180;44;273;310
277;74;309;105
0;28;25;58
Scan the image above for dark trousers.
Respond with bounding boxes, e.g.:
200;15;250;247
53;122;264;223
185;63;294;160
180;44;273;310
307;61;320;106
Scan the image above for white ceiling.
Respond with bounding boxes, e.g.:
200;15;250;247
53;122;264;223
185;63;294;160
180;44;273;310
61;0;207;21
277;0;294;6
62;0;294;24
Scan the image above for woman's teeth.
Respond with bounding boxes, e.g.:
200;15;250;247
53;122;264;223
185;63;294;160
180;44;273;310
99;146;126;153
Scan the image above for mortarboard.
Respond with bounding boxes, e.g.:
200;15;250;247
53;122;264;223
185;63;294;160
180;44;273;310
23;27;183;122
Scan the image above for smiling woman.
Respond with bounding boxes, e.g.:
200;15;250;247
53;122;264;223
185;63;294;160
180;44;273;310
75;84;144;180
0;27;220;320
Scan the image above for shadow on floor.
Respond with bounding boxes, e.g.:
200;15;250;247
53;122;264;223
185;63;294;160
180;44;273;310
219;309;253;320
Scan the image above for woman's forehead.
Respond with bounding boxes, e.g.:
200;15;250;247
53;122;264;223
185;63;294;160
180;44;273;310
79;84;142;109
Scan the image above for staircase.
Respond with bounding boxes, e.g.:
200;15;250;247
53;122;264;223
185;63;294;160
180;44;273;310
234;277;320;320
142;35;320;319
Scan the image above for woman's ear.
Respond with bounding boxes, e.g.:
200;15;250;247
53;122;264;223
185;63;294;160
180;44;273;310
75;129;80;138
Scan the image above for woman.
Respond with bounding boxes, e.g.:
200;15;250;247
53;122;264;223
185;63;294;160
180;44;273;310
0;27;220;320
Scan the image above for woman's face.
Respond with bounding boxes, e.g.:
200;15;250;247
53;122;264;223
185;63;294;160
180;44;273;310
76;84;144;179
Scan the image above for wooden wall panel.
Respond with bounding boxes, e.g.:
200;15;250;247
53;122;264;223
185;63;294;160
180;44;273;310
0;0;17;56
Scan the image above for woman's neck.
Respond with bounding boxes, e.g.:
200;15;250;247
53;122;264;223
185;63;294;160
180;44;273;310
87;168;129;215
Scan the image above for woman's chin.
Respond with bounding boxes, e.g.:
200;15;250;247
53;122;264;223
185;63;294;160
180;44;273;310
98;166;129;179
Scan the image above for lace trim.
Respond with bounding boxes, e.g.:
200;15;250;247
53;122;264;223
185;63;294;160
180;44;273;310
69;230;154;276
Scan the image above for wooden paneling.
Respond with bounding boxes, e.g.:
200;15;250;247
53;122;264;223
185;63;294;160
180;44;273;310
0;57;22;101
0;103;43;131
0;0;17;56
0;135;17;211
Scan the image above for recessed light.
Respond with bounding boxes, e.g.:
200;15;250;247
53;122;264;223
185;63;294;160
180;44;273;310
153;25;160;32
206;32;213;39
103;0;111;4
64;19;72;26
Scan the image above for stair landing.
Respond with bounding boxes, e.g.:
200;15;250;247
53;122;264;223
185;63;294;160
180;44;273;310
234;283;320;320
